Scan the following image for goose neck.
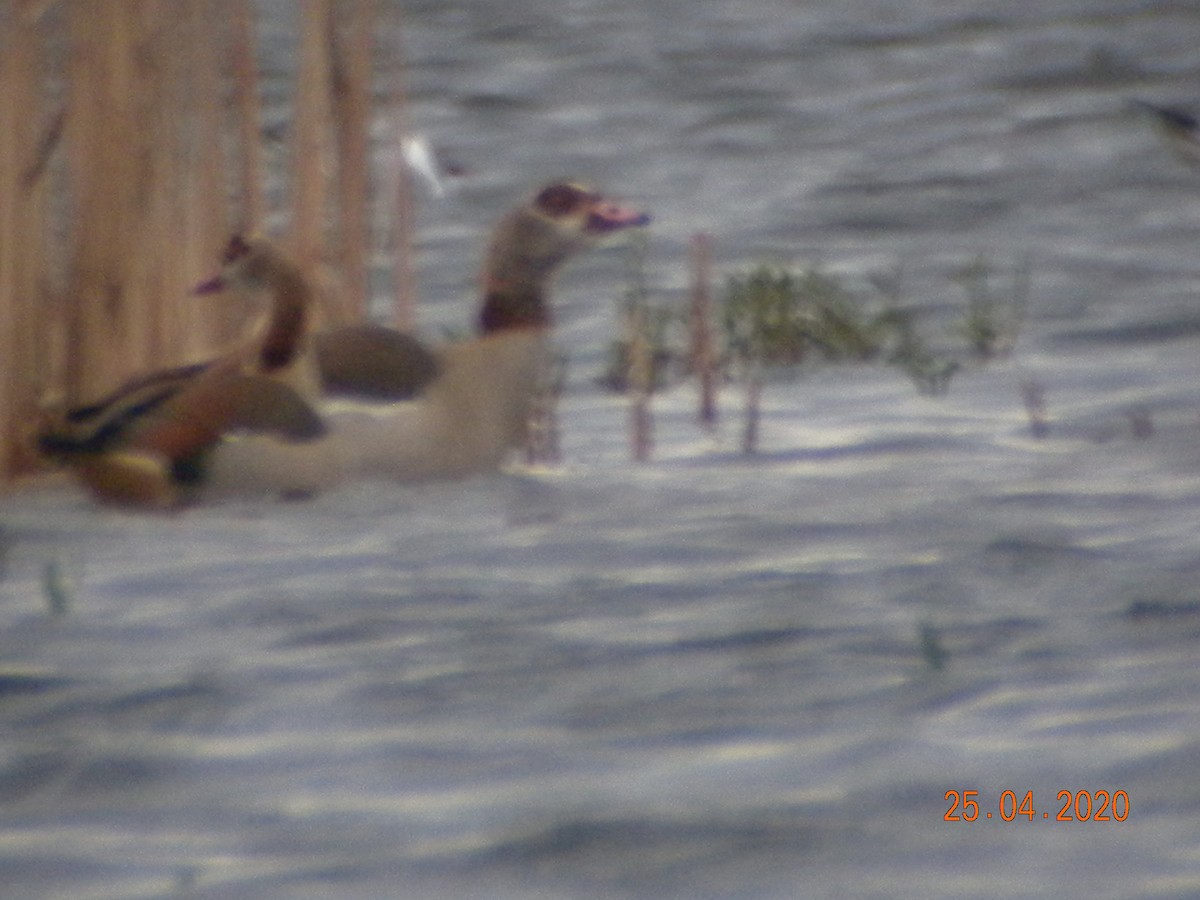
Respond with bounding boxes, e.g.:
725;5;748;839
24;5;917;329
258;267;310;370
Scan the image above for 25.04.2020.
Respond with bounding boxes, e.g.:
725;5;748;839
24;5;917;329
944;789;1129;823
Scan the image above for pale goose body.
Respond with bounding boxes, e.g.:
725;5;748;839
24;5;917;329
40;182;649;505
202;182;649;497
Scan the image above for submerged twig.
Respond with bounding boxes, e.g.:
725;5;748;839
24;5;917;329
742;361;763;456
918;621;948;671
525;354;566;466
42;557;71;617
953;254;1030;361
1019;379;1049;439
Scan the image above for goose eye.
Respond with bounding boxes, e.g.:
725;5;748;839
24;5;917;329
222;234;252;265
534;183;592;217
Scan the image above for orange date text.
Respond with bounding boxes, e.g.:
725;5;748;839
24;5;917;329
943;789;1129;823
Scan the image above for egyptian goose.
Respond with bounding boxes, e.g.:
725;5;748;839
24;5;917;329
192;234;328;398
41;182;649;503
39;236;327;508
201;181;650;495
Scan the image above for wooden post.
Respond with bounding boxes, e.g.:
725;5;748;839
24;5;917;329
629;303;654;462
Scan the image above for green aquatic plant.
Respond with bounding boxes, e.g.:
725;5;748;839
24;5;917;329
606;249;1035;455
719;261;969;375
722;264;803;366
721;262;899;452
722;263;886;368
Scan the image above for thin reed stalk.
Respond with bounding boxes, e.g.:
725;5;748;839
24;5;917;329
229;0;265;234
147;0;232;360
628;304;655;462
742;369;763;455
624;234;654;462
188;0;237;350
291;0;334;286
186;0;240;352
62;0;237;399
292;0;382;327
331;0;376;323
0;3;50;481
383;4;417;331
688;232;719;428
63;1;145;399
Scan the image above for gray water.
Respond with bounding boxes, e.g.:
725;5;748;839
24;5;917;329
4;0;1200;897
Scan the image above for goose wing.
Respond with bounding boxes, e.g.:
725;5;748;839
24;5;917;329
315;323;441;401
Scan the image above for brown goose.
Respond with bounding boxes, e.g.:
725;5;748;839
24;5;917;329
203;181;650;494
40;182;649;504
39;236;327;508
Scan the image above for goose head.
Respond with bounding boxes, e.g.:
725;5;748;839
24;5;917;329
480;182;650;333
193;235;302;296
194;235;313;374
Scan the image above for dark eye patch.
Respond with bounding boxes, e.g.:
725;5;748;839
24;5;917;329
534;183;594;217
222;234;252;265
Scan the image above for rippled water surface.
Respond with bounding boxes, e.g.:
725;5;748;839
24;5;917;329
5;1;1200;897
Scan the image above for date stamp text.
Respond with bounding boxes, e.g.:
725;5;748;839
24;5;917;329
944;789;1129;823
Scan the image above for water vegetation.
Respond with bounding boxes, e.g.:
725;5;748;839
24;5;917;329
602;245;1031;456
2;4;1032;482
721;256;1028;391
603;251;1028;395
